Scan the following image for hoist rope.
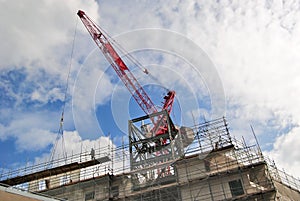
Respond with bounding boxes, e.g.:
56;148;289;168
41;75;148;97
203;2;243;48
49;17;78;166
62;18;78;116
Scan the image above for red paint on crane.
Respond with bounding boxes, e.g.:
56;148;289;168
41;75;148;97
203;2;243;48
77;10;176;137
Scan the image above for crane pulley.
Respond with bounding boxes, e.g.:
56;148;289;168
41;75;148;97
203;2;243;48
77;10;176;136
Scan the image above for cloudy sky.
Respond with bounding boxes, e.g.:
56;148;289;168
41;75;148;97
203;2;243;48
1;0;300;179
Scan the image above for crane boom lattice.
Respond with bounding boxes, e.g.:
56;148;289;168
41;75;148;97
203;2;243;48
77;10;160;115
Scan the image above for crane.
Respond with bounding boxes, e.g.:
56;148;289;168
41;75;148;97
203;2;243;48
77;10;176;136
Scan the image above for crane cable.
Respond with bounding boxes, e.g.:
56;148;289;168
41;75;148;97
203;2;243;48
103;28;171;92
49;17;78;166
90;19;172;108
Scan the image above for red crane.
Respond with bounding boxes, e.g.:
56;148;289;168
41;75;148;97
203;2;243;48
77;10;176;134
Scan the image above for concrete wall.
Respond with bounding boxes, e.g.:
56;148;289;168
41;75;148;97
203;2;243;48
24;148;299;201
28;169;80;192
42;175;110;200
176;154;274;201
176;156;208;183
274;180;300;201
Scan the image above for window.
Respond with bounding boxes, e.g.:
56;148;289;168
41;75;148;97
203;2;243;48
38;180;46;190
60;175;70;185
38;179;50;190
85;191;95;200
229;179;244;197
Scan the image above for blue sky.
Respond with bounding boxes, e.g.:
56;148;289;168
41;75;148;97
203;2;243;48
1;0;300;178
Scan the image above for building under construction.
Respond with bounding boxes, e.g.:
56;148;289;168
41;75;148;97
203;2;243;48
1;116;299;201
1;10;299;201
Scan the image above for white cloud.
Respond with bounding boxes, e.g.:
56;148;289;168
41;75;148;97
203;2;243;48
0;111;58;151
265;126;300;178
71;1;300;178
53;130;113;157
0;0;101;107
0;0;99;71
93;0;300;178
16;128;56;151
31;87;63;103
189;1;300;177
71;52;115;139
33;130;115;169
1;0;300;179
0;0;104;138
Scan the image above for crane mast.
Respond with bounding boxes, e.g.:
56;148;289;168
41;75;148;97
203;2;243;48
77;10;175;121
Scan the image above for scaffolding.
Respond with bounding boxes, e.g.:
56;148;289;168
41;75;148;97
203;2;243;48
0;117;299;201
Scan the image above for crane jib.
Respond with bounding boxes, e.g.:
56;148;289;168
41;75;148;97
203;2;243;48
77;10;177;137
104;43;128;71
